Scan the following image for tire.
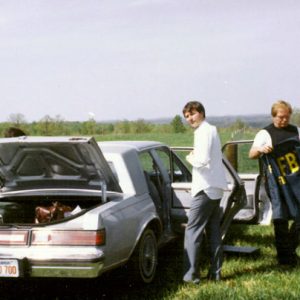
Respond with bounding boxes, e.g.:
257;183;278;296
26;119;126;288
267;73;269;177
131;228;158;283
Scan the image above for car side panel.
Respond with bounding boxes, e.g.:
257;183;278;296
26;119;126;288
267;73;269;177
100;194;159;270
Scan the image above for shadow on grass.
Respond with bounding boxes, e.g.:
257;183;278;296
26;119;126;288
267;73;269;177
223;256;299;281
224;224;274;248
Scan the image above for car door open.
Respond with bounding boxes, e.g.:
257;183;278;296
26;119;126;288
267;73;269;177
169;147;247;240
222;140;272;225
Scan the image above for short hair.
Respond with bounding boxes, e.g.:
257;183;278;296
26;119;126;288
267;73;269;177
271;100;293;117
4;127;26;137
182;101;206;118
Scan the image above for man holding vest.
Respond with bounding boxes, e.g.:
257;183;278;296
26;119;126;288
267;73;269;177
249;100;300;266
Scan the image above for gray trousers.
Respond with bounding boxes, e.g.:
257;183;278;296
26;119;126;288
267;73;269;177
183;191;222;281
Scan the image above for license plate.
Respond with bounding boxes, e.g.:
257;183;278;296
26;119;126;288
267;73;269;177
0;259;19;277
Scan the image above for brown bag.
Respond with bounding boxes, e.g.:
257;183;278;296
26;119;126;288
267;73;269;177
35;201;72;223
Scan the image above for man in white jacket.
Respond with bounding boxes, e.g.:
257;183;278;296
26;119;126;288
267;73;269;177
182;101;227;284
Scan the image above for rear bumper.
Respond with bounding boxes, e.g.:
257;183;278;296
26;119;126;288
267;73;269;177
28;259;104;278
0;246;105;278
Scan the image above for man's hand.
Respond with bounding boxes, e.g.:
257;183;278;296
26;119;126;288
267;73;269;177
259;145;273;154
249;145;273;159
186;151;193;161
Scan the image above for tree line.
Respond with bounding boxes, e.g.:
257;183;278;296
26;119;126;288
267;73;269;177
2;109;300;137
0;113;188;137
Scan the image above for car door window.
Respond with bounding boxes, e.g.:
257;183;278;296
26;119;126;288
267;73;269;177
223;142;259;174
139;151;155;173
222;141;271;224
155;148;192;183
138;151;163;196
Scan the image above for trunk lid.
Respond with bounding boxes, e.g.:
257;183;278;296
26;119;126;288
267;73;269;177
0;136;121;193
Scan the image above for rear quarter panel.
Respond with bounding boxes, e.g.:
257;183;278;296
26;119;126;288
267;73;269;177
99;194;158;270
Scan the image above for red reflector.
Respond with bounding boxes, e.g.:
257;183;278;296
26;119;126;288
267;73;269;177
0;230;29;245
31;229;105;246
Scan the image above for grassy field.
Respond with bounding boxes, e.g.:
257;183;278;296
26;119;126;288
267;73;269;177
95;132;195;147
94;128;258;147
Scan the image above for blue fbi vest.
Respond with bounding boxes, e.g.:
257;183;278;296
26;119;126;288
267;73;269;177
262;135;300;222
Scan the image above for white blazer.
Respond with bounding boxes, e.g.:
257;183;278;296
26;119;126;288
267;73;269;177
186;120;227;197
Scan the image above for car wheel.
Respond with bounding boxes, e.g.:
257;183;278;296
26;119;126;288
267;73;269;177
132;228;158;283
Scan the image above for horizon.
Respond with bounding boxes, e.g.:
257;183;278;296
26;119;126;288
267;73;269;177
4;112;272;124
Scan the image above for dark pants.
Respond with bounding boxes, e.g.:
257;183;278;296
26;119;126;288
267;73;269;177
183;191;222;282
273;219;299;265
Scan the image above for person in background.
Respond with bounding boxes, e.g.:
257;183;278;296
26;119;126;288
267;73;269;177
249;100;300;266
3;127;26;137
182;101;227;284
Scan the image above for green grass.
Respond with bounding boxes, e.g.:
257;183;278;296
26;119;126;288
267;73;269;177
94;128;257;147
95;132;194;147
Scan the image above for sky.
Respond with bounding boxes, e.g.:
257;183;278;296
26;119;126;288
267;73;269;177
1;0;300;122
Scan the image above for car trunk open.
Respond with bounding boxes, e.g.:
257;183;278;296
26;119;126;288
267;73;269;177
0;136;121;225
0;192;104;225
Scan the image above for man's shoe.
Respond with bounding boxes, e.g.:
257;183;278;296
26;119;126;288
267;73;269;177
183;278;200;285
278;254;299;267
207;273;221;281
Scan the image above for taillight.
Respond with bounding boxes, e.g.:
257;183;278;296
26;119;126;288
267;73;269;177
0;230;29;245
31;229;105;246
